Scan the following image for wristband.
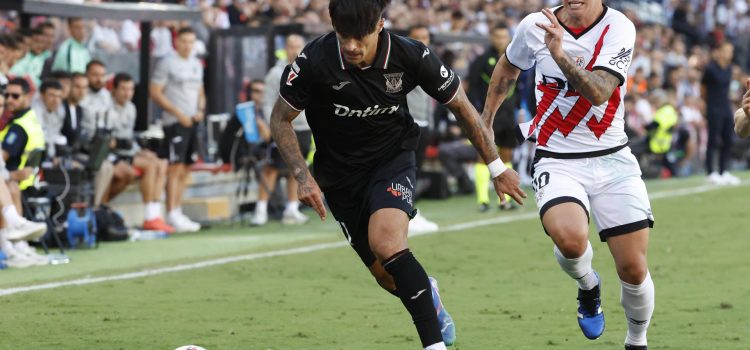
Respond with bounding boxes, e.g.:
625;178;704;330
488;158;507;178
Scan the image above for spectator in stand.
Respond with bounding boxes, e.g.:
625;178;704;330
227;0;250;26
37;22;56;54
255;34;310;226
405;24;439;233
102;73;174;233
88;20;123;54
81;60;112;127
0;92;47;249
2;78;44;199
0;35;21;82
62;73;114;208
50;70;71;99
31;80;65;152
702;41;740;185
52;18;91;73
9;28;49;87
150;26;204;233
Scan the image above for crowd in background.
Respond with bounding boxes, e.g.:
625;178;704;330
0;0;748;268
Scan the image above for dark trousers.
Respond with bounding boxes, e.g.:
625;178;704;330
438;140;478;179
705;114;734;174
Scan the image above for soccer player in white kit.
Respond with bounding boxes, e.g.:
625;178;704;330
482;1;654;349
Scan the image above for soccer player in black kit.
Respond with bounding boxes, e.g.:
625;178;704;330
269;1;526;348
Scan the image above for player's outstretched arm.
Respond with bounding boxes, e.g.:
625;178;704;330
270;98;327;220
446;88;527;204
735;79;750;138
482;54;521;128
536;8;620;106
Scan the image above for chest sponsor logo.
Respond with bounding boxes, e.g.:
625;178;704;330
384;72;404;93
333;104;399;118
609;48;632;70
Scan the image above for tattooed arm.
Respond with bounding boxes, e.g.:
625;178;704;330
735;79;750;138
482;54;521;128
270;98;326;220
447;87;527;204
552;54;621;105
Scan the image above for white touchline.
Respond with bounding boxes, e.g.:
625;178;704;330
0;182;745;297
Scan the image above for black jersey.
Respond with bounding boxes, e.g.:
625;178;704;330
279;31;461;191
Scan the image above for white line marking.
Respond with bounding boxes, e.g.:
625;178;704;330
0;182;744;297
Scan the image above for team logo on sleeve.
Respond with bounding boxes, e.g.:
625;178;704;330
440;65;449;78
384;72;404;93
609;48;632;69
286;61;301;86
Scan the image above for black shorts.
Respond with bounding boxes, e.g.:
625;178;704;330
269;130;312;170
158;124;197;165
493;117;519;149
324;150;417;266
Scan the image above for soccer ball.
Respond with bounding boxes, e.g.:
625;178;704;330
174;346;207;350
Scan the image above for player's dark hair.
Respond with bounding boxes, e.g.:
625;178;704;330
8;77;31;94
329;0;391;38
177;26;196;37
86;59;106;72
492;22;509;32
50;70;71;81
408;24;429;34
37;21;55;31
67;17;82;26
17;28;33;38
113;73;133;88
40;80;63;94
30;27;44;36
71;72;87;81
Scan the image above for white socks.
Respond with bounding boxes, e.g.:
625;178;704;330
256;200;268;214
424;342;447;350
2;205;23;227
285;201;299;213
621;272;655;346
554;241;599;290
168;207;183;219
144;202;162;221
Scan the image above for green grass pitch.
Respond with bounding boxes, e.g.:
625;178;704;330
0;174;748;349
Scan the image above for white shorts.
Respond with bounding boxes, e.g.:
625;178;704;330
532;147;654;242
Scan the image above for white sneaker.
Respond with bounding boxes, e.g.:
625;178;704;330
167;213;201;232
2;240;36;268
707;172;726;185
409;212;439;234
721;172;741;185
5;218;47;242
282;209;309;225
250;210;268;226
13;241;49;266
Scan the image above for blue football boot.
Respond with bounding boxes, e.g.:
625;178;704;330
429;277;456;346
577;271;605;340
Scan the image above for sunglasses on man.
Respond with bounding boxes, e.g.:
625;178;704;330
4;93;22;100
